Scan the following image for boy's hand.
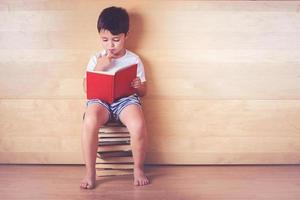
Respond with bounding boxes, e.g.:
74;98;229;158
94;51;115;71
131;77;142;89
131;77;147;97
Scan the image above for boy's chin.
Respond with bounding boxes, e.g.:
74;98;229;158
110;49;125;57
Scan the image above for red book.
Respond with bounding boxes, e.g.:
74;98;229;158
86;64;137;104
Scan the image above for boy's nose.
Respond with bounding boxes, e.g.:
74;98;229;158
109;41;115;48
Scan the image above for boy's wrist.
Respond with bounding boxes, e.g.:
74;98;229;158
135;83;147;97
94;64;109;71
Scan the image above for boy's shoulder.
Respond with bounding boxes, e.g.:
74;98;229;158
124;50;143;63
125;49;139;58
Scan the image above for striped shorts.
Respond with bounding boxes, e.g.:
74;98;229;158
86;94;141;122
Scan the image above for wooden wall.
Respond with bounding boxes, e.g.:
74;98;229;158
0;0;300;164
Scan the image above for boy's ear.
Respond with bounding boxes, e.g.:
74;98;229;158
125;31;130;39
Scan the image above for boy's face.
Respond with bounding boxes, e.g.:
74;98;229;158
99;30;127;57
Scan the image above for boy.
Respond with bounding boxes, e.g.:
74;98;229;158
80;6;149;189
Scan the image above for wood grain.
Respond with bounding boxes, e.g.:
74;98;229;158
0;0;299;164
1;165;300;200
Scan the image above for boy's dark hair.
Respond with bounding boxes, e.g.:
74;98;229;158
97;6;129;35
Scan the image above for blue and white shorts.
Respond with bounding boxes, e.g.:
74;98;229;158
86;94;141;122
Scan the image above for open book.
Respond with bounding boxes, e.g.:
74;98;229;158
86;64;137;104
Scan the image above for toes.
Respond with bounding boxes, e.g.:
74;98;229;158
134;180;139;186
143;179;149;186
80;175;96;189
134;177;150;186
80;182;88;189
86;183;94;189
142;177;150;186
80;182;94;189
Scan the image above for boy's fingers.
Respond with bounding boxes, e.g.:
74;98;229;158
97;50;107;59
131;78;141;88
107;50;116;59
132;78;139;85
131;81;137;88
97;50;114;60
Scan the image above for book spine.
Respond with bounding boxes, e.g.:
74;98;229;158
111;75;115;103
97;150;132;159
98;140;130;146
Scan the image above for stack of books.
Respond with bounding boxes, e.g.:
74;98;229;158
96;122;134;176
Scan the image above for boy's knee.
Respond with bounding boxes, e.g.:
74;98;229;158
127;120;146;137
84;104;109;127
83;113;99;129
86;104;104;114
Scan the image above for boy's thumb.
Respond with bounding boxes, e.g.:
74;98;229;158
107;51;115;59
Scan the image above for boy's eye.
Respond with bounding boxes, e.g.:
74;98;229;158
113;38;120;42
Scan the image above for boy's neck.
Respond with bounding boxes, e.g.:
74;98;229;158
113;48;126;59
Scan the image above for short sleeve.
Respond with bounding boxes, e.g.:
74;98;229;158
83;53;99;78
137;57;146;82
86;55;97;71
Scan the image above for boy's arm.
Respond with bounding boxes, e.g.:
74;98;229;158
136;82;147;97
132;77;147;97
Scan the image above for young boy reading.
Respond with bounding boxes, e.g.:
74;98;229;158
80;6;150;189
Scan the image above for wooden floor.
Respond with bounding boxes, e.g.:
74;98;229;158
1;165;300;200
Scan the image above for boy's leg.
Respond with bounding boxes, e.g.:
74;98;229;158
80;103;110;189
119;104;150;186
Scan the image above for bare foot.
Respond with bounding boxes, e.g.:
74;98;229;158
80;170;96;189
133;167;150;186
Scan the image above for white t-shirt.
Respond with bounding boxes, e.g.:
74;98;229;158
85;49;146;82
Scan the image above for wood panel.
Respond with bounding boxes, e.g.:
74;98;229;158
1;60;300;99
0;0;300;164
0;99;299;164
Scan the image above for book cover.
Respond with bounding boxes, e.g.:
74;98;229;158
96;156;133;163
98;140;130;146
97;150;132;159
98;145;131;152
96;163;134;169
99;137;130;141
99;128;129;133
86;64;137;104
99;133;130;138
